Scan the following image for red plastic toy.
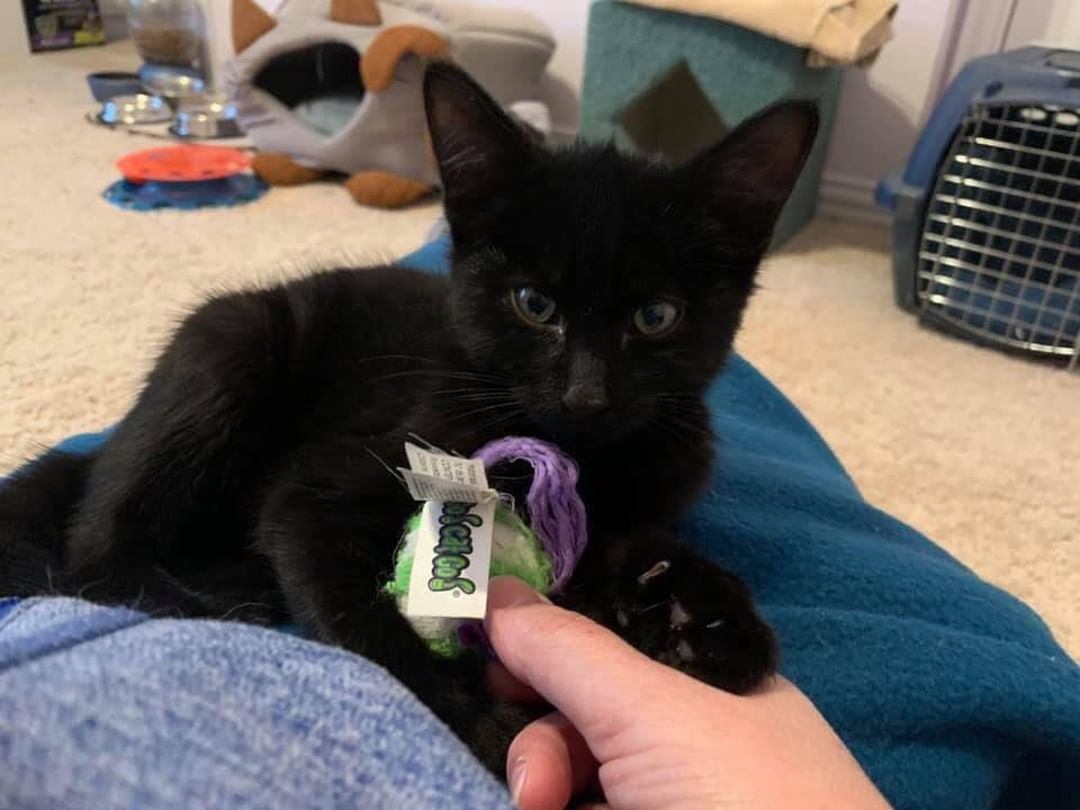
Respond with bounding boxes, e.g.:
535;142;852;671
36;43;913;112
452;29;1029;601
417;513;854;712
117;145;251;183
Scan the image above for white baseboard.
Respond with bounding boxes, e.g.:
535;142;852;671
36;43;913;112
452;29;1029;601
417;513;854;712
817;173;891;226
548;126;579;146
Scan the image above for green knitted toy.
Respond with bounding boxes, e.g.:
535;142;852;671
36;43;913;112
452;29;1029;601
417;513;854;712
384;503;553;657
384;436;587;658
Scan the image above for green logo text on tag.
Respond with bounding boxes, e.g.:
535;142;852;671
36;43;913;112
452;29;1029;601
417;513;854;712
428;501;482;595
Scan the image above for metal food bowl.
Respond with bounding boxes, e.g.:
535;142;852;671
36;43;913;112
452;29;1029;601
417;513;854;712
171;95;243;139
139;64;207;106
98;94;173;126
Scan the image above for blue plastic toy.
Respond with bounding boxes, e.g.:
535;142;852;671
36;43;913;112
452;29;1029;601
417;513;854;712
103;175;269;211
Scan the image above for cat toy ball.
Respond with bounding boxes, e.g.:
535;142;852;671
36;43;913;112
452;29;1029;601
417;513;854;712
384;437;587;657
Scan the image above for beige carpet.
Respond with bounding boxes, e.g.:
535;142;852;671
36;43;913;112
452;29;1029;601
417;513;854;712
2;45;1077;656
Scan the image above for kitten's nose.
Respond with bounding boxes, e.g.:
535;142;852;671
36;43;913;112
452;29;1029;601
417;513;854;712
562;349;609;416
561;384;610;415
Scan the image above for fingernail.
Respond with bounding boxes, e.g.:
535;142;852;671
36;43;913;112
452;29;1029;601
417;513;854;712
491;575;552;607
509;756;528;806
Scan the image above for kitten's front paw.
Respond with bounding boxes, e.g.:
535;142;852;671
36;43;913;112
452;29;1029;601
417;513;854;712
613;551;777;694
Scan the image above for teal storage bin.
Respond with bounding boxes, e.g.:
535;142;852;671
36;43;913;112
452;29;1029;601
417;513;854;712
581;0;841;247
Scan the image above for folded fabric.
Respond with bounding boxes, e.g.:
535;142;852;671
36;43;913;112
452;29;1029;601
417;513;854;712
0;597;510;809
618;0;897;65
2;236;1079;809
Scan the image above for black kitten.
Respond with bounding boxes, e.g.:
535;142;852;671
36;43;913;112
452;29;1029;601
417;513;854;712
0;63;817;772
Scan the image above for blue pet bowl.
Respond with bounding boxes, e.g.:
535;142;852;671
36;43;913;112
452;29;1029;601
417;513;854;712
87;72;145;102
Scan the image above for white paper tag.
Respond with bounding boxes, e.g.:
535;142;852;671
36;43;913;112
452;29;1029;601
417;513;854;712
400;469;497;504
405;499;495;619
404;443;489;490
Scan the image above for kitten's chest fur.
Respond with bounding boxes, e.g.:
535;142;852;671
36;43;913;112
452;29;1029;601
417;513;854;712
400;358;714;536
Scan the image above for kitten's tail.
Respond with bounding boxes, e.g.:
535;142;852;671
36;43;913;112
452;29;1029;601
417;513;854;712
0;449;95;597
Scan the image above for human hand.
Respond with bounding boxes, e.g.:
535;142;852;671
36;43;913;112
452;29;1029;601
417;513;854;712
484;576;892;810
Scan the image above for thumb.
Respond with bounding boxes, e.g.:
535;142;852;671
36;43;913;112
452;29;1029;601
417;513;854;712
484;576;673;755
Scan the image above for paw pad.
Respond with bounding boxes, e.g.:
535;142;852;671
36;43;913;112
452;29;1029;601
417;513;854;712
669;599;692;629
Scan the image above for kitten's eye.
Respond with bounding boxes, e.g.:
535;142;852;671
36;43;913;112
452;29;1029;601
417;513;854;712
511;286;558;326
631;300;682;337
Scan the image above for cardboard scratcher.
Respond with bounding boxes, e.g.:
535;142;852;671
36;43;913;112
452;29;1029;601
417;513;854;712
581;0;842;247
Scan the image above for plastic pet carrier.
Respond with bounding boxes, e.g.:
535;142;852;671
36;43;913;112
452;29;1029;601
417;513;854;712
877;47;1080;368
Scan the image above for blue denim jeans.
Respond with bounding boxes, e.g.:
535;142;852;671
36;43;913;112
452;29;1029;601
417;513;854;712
0;597;511;809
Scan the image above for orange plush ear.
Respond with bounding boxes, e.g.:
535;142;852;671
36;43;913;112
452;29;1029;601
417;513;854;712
330;0;381;26
232;0;276;53
361;25;450;93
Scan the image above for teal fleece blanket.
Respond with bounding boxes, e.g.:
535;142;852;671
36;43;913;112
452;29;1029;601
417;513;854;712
7;237;1080;809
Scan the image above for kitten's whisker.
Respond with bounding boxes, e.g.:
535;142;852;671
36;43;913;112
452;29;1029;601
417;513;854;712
353;354;437;365
430;369;510;381
434;391;516;404
442;401;522;426
430;387;512;396
662;410;713;437
405;432;442;452
655;393;708;418
442;406;525;437
658;402;705;419
653;415;710;452
219;601;273;622
469;409;523;436
75;575;109;600
363;446;407;488
370;368;511;386
665;413;707;430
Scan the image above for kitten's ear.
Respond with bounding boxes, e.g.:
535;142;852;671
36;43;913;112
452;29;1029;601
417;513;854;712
423;62;531;226
690;101;819;238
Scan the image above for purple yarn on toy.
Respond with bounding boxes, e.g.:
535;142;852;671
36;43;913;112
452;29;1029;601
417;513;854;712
472;436;588;593
453;437;587;656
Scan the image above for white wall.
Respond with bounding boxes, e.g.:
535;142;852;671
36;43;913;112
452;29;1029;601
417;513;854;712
1002;0;1080;49
821;0;1080;222
463;0;588;135
817;0;962;223
1049;2;1080;44
1;4;32;60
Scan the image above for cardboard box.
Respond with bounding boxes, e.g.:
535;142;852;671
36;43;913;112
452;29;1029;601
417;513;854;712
22;0;107;52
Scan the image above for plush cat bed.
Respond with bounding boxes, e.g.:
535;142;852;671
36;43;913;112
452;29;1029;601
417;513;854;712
226;0;554;208
5;239;1080;808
